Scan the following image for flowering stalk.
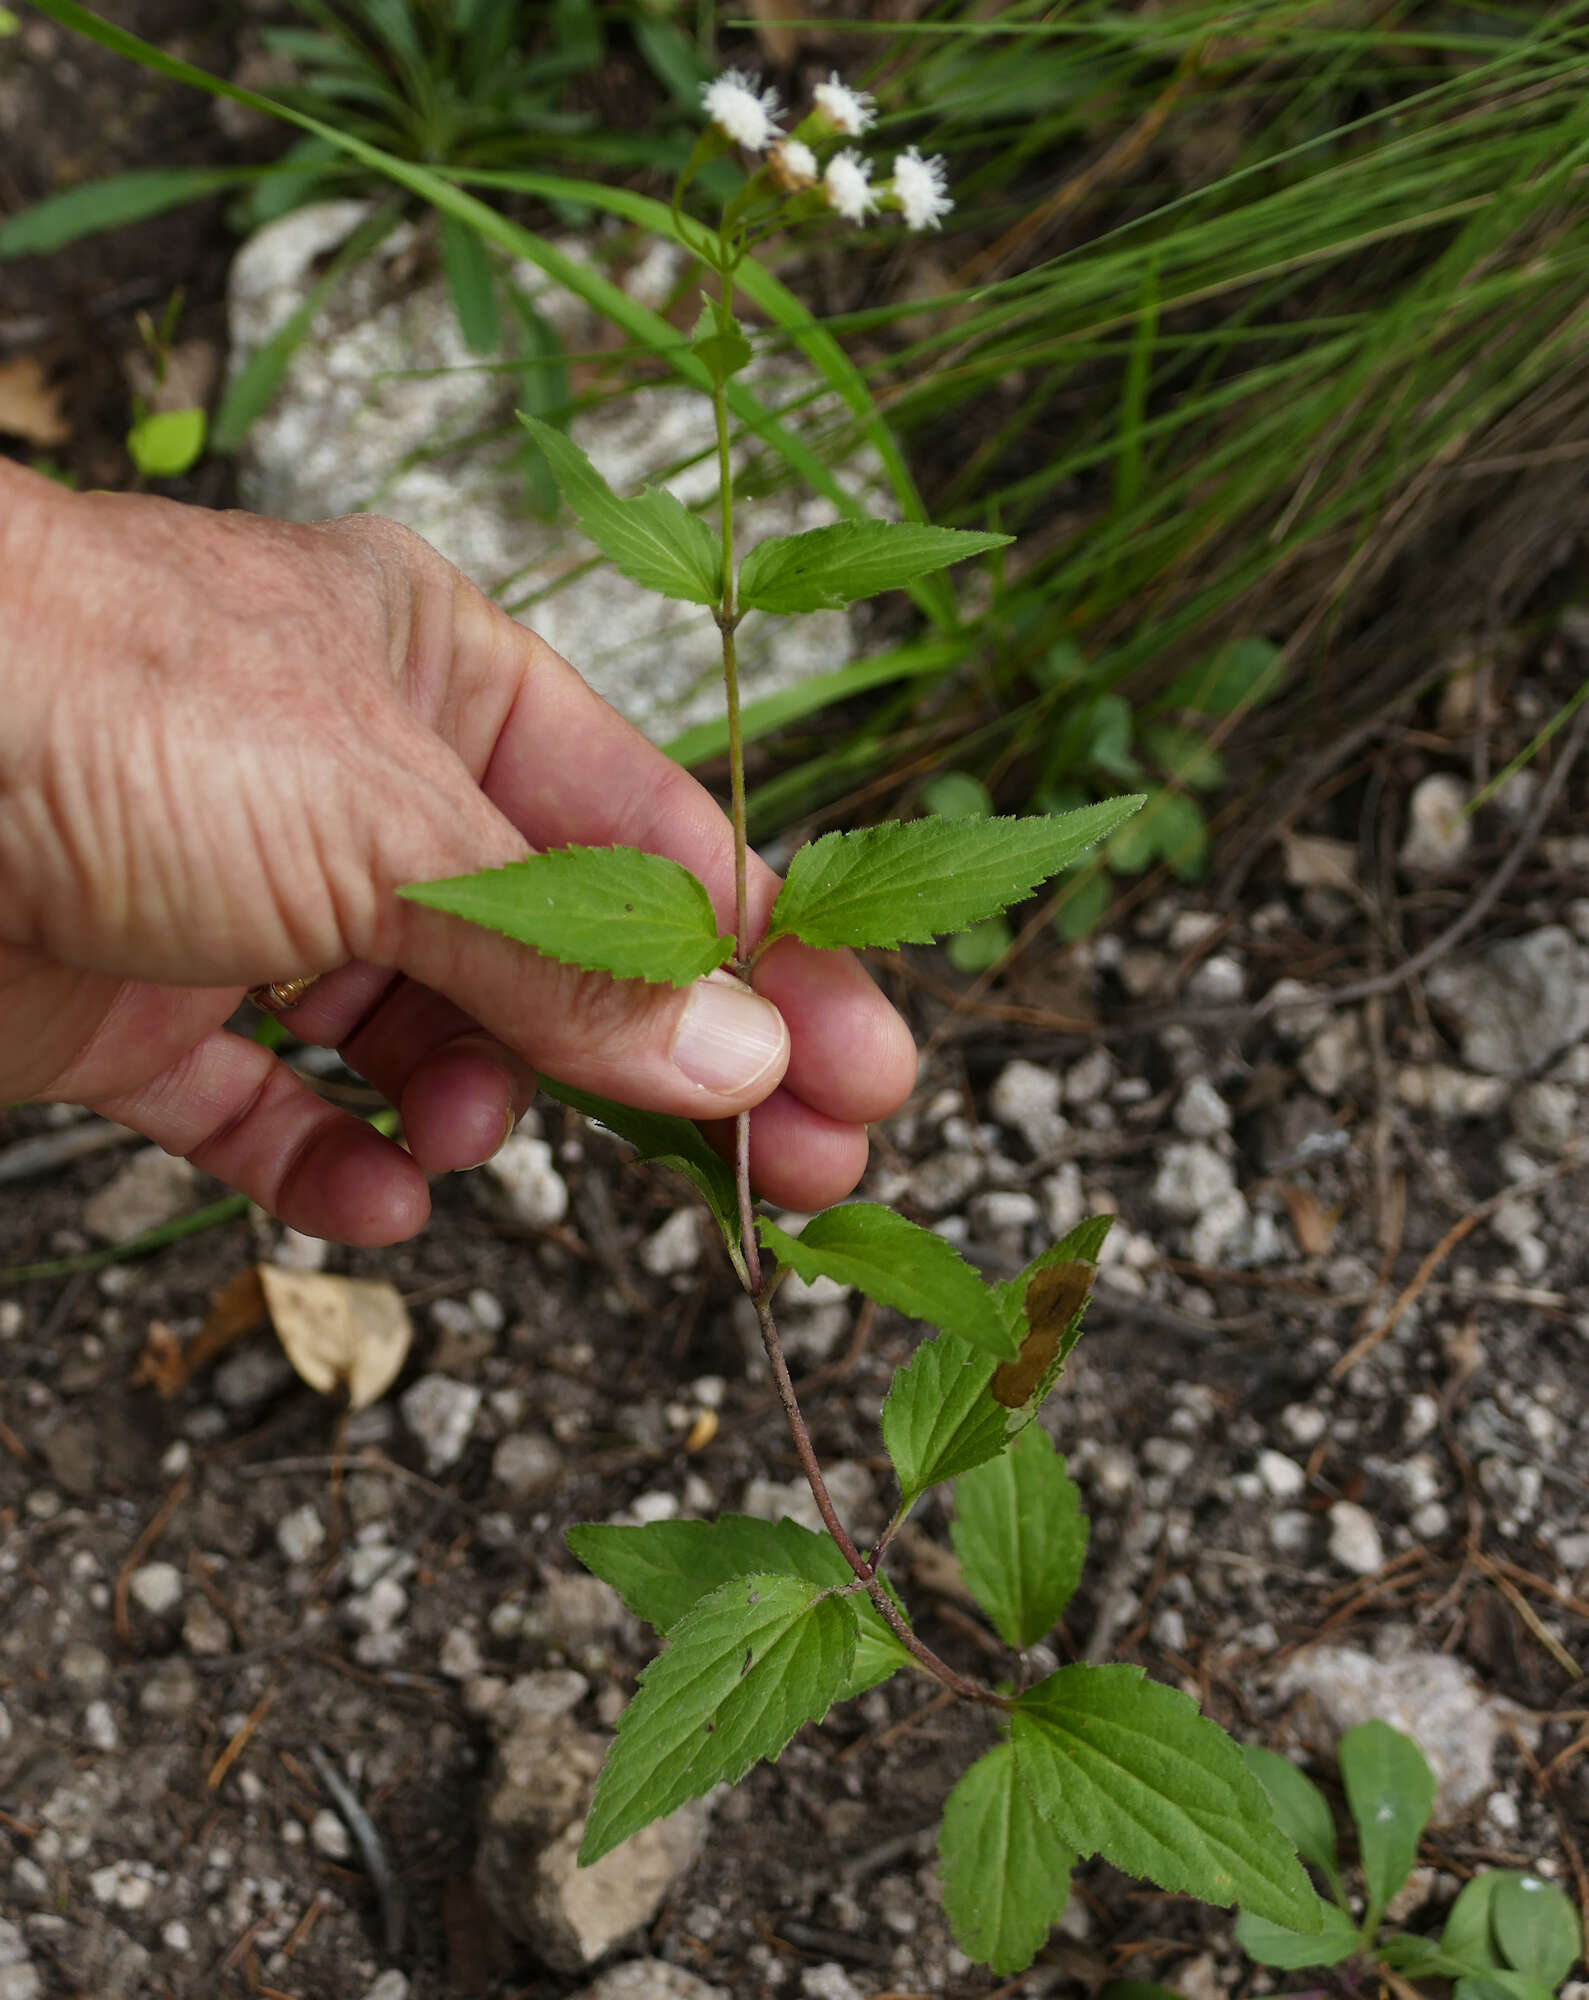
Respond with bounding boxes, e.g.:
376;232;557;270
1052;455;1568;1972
690;71;990;1706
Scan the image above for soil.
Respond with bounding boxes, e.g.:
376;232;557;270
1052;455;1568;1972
3;10;1589;2000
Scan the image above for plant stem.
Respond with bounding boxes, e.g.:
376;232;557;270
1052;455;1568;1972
750;1288;1005;1710
707;247;1000;1714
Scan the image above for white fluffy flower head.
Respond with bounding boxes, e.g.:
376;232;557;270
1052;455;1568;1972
812;72;876;137
891;146;953;230
701;69;783;151
769;137;819;190
823;149;878;225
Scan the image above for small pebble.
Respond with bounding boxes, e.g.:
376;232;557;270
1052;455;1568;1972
276;1503;326;1566
1257;1450;1307;1500
128;1561;183;1616
1328;1500;1384;1576
82;1700;119;1751
1174;1078;1232;1138
400;1374;482;1473
311;1808;353;1860
640;1209;700;1276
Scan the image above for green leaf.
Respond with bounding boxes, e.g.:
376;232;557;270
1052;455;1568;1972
1083;692;1141;780
922;771;995;820
1338;1720;1434;1926
939;1742;1077;1974
1054;866;1112;941
738;521;1011;616
125;408;206;478
881;1331;1006;1501
1444;1873;1507;1971
882;1219;1113;1504
691;302;752;385
989;1217;1115;1351
566;1514;912;1700
1164;636;1284;718
1107;792;1208;882
1379;1935;1473;1980
578;1573;856;1863
1100;1986;1188;2000
398;845;732;988
1239;1745;1342;1898
1010;1664;1320;1931
213;200;401;451
951;1426;1088;1650
759;1205;1016;1359
535;1077;740;1258
1235;1904;1361;1970
518;413;722;607
765;802;1144;952
439;213;500;354
1491;1872;1582;1986
0;165;253;257
1141;721;1225;792
947;917;1013;972
1457;1974;1562;2000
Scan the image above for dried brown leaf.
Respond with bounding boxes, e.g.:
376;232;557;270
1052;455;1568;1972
1280;1182;1335;1257
258;1265;411;1410
0;355;69;446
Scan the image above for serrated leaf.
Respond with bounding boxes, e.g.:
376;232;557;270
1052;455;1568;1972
126;407;206;478
1010;1664;1320;1930
1491;1872;1582;1986
519;412;722;606
1235;1904;1360;1969
950;1425;1087;1650
881;1331;1006;1501
939;1742;1077;1974
578;1573;856;1862
536;1077;740;1256
738;521;1011;616
1337;1720;1434;1926
398;845;732;988
765;802;1144;952
759;1205;1016;1358
1240;1745;1342;1897
565;1514;913;1700
1142;721;1225;792
883;1220;1111;1503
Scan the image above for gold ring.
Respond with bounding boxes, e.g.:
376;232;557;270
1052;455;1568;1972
248;975;322;1015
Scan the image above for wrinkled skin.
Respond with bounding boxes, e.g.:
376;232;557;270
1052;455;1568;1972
0;460;916;1245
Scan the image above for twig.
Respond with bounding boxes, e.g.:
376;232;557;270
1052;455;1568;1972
308;1745;405;1956
113;1473;191;1644
207;1686;275;1791
1330;1147;1587;1379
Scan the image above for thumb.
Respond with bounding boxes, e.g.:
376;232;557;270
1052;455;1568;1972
363;784;790;1115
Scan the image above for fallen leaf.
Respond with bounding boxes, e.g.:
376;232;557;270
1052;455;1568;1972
0;354;69;446
132;1269;268;1398
1282;831;1359;892
131;1320;188;1398
258;1265;411;1410
1279;1182;1335;1257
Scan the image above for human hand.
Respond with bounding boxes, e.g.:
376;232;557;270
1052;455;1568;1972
0;462;916;1245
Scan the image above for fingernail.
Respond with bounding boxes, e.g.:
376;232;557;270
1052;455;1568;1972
672;972;787;1096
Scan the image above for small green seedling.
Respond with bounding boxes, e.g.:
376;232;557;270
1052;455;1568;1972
124;291;207;481
1234;1721;1583;1997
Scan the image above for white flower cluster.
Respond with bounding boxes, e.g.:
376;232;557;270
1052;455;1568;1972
699;68;952;232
